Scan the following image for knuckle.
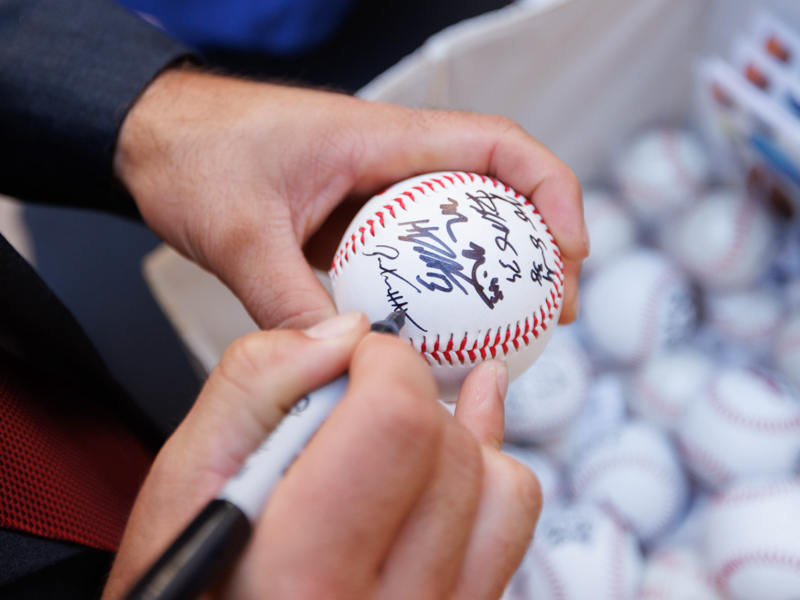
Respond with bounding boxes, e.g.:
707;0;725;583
509;459;544;518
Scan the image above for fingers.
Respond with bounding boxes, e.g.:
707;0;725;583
451;358;542;600
105;312;370;600
223;225;339;330
230;332;445;599
376;406;483;600
454;360;508;451
351;106;589;263
451;450;542;600
559;257;582;324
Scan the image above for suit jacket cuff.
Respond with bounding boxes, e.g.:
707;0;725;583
0;0;200;218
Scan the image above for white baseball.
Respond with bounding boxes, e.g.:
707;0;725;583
669;190;777;290
706;289;784;356
582;189;638;274
503;328;591;444
502;444;566;508
638;547;722;600
583;249;698;365
705;477;800;600
628;348;716;432
547;372;629;464
512;503;643;600
678;367;800;490
655;492;712;551
329;172;564;400
772;311;800;390
569;421;689;544
615;128;710;219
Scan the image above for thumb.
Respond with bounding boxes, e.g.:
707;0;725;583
454;360;508;450
228;240;338;330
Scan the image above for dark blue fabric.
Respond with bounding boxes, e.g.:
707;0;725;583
117;0;357;55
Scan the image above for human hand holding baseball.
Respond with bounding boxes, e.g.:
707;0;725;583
102;312;542;600
115;68;587;331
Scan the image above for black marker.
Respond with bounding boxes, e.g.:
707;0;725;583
124;311;406;600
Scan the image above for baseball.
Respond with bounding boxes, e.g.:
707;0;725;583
503;328;591;444
501;444;566;508
678;367;800;490
706;289;784;357
582;189;638;274
628;348;716;433
705;477;800;600
569;421;689;544
668;190;777;290
547;372;629;464
638;547;722;600
772;311;800;389
330;172;563;400
512;503;643;600
615;128;711;220
582;249;698;365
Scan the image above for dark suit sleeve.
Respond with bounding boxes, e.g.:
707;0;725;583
0;0;198;218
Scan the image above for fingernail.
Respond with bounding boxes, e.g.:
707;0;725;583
304;312;362;340
582;221;591;256
495;361;509;401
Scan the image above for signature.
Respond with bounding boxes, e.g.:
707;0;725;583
397;220;503;309
363;245;427;331
529;235;558;286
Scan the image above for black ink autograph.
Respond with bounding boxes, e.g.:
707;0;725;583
528;235;558;286
439;197;468;243
363;245;427;332
397;220;503;309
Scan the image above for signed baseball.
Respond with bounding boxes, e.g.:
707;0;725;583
583;249;698;366
615;128;710;220
628;348;716;433
503;328;591;444
569;421;689;544
330;172;564;399
705;478;800;600
668;190;777;290
677;367;800;490
512;503;643;600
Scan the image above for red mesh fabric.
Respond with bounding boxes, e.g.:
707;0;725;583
0;358;154;552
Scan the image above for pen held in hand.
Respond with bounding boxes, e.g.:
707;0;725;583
124;311;406;600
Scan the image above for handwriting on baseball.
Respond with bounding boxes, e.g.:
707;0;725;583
363;187;556;319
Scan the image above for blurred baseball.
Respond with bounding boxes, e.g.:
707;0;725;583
330;172;563;399
504;328;591;444
638;546;722;600
678;367;800;490
772;311;800;389
706;289;784;357
502;444;566;508
628;348;716;432
583;249;698;365
582;189;638;273
513;503;643;600
669;190;777;290
569;421;689;543
546;372;629;464
705;477;800;600
615;128;710;219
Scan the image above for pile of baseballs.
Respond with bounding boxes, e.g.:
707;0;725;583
501;128;800;600
328;129;800;600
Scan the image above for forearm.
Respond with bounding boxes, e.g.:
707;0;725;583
0;0;197;217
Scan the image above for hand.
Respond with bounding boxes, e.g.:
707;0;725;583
103;312;542;600
115;69;587;330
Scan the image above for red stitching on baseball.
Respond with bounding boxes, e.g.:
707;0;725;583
665;130;703;199
677;437;735;488
710;479;800;508
330;173;562;365
634;267;684;365
715;551;800;597
530;545;568;600
632;375;686;422
573;455;684;540
690;199;758;278
707;377;800;433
